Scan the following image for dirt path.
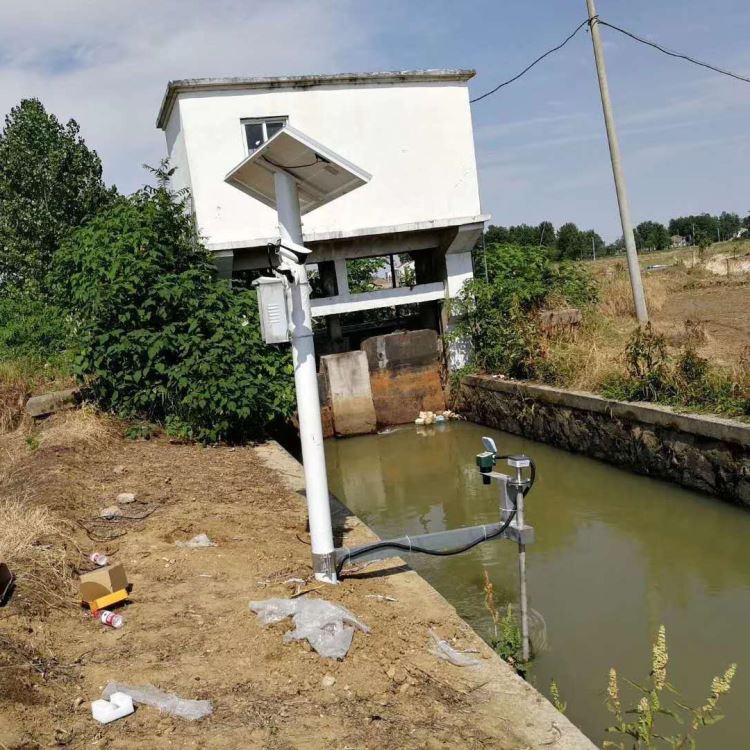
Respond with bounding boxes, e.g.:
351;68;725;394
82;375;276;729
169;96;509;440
653;283;750;365
0;412;592;749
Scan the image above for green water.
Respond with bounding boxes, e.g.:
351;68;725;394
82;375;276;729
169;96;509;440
325;421;750;748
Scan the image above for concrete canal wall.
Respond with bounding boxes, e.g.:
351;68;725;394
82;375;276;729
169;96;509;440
457;375;750;507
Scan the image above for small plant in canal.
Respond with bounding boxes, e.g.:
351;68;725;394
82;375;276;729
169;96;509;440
482;570;527;675
603;625;736;749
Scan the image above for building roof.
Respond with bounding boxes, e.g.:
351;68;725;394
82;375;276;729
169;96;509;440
156;69;476;129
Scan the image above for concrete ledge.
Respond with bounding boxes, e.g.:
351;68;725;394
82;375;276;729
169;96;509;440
459;376;750;506
463;376;750;447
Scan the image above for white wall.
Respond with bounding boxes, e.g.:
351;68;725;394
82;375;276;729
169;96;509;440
164;81;482;250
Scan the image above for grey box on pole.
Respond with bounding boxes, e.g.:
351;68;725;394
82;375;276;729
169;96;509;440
253;276;289;344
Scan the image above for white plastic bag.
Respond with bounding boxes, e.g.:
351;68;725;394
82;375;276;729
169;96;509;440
249;598;369;659
429;630;480;667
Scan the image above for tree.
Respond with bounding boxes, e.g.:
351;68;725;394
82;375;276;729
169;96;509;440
51;178;294;443
718;211;741;240
556;222;582;260
0;99;114;290
636;220;670;251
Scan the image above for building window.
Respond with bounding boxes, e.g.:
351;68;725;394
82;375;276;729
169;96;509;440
244;118;287;152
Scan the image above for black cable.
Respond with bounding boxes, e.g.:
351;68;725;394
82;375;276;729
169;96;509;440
338;456;536;573
262;154;323;170
597;19;750;85
338;508;518;574
470;18;590;103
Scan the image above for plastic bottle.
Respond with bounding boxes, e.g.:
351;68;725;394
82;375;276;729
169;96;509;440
89;552;108;567
100;610;124;629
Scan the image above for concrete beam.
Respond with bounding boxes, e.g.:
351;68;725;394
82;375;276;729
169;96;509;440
310;282;445;318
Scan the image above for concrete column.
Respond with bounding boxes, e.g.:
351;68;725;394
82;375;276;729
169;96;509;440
214;249;234;280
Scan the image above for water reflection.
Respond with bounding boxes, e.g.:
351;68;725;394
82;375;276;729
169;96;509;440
326;422;750;749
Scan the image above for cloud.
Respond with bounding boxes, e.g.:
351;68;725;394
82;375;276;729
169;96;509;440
0;0;371;193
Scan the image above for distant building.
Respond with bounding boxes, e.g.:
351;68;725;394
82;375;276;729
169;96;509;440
732;228;748;240
671;235;688;248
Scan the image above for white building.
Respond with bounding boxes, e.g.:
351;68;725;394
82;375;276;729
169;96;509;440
157;69;486;354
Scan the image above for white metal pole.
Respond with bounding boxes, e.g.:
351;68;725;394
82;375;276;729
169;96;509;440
274;170;337;583
515;484;530;663
585;0;648;324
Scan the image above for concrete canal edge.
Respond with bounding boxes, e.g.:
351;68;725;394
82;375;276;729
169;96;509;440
457;375;750;506
255;439;598;750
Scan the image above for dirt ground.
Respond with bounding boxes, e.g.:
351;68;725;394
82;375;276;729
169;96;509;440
0;410;589;750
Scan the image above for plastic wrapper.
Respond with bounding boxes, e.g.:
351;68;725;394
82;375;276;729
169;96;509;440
249;598;369;659
176;533;216;548
102;682;213;720
429;630;480;667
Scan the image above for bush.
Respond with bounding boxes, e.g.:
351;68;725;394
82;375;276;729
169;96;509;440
51;184;295;443
453;245;597;376
602;323;749;418
0;287;72;362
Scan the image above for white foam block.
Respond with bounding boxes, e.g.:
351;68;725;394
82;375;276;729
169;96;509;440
91;692;134;724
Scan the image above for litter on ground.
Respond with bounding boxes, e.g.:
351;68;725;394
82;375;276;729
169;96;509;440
91;691;135;724
249;597;369;659
102;682;213;721
428;630;480;667
176;533;216;548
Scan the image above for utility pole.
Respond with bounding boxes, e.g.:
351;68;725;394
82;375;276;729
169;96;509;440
585;0;648;323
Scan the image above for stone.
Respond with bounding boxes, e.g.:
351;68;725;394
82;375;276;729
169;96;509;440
116;492;137;504
386;665;407;684
321;674;336;688
99;506;121;519
25;388;80;418
113;465;125;475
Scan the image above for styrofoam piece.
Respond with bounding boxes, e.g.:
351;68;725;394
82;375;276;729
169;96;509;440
102;682;213;720
91;692;134;724
248;598;369;659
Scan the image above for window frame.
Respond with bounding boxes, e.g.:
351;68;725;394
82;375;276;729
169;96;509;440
241;116;288;153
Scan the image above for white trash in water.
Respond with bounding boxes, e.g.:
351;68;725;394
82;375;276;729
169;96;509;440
91;692;134;724
102;682;213;721
429;630;480;667
249;598;369;659
176;533;216;549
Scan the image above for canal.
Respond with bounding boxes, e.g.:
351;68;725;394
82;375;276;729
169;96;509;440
326;421;749;748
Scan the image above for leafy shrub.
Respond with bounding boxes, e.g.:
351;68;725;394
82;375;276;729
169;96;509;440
453;245;597;376
0;287;72;362
602;323;749;417
51;184;294;443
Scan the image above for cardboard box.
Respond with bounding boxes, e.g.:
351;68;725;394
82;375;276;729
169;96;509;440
79;563;129;604
0;562;14;605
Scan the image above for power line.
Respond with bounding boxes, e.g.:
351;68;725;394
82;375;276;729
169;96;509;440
470;15;750;105
597;19;750;85
470;19;590;103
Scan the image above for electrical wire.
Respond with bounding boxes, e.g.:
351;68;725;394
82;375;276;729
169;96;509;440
596;19;750;85
262;154;324;170
470;18;590;103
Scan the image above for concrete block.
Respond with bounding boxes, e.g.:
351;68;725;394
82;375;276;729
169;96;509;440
361;329;439;372
320;351;376;437
25;388;80;418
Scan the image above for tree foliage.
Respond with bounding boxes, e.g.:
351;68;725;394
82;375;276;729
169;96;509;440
51;182;294;443
0;99;114;290
452;244;597;377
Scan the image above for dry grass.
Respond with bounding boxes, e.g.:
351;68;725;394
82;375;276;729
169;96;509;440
36;405;119;451
0;495;77;613
597;267;667;318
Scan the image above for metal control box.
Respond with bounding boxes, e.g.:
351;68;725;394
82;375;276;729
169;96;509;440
253;276;289;344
